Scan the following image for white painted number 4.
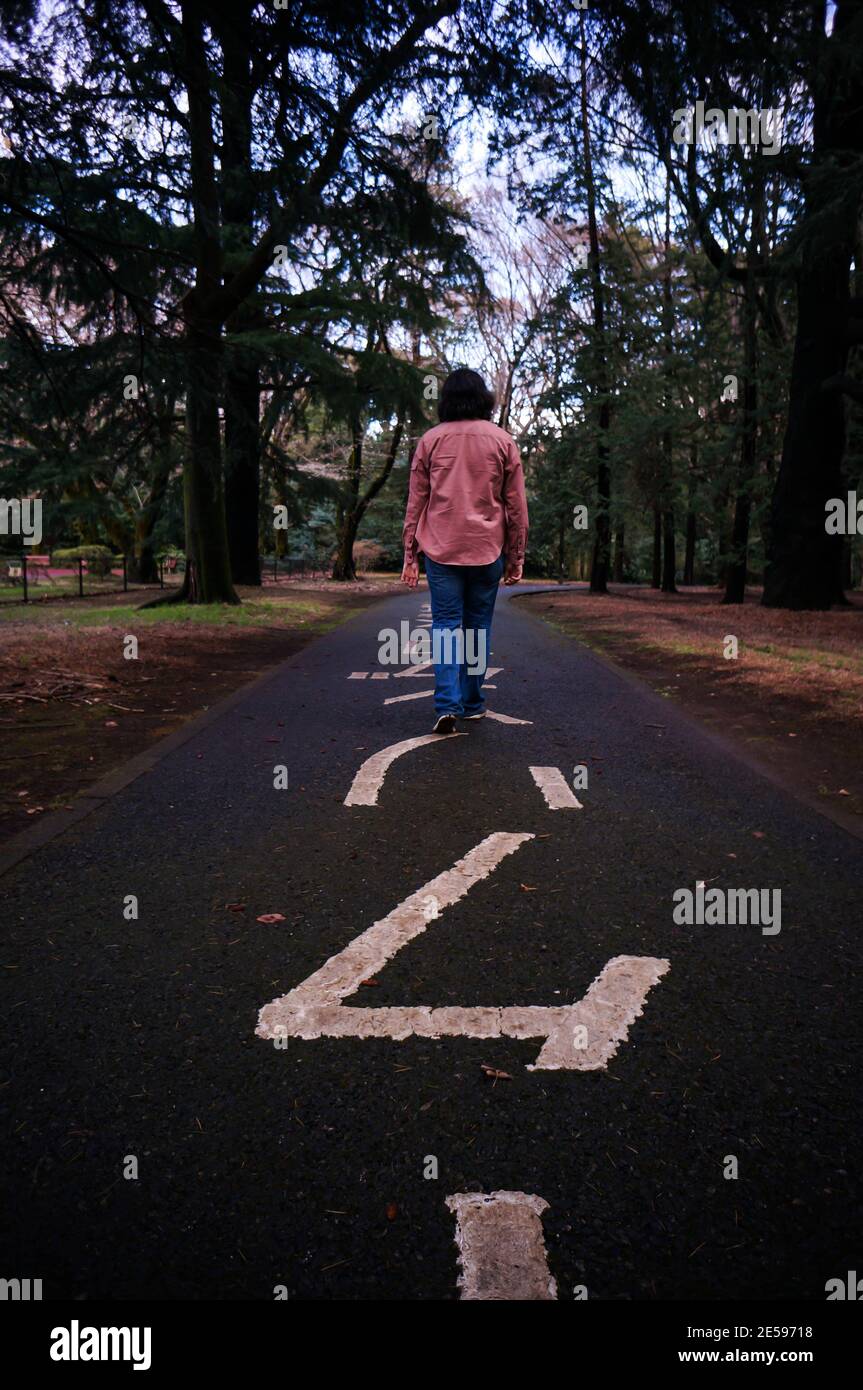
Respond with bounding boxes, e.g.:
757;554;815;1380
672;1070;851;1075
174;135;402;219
256;833;669;1072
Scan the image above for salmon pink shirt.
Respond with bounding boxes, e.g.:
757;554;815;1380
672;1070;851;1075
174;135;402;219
402;419;529;567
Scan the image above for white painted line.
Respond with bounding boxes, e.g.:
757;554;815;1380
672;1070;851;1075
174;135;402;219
384;690;434;704
348;671;368;680
344;732;467;806
528;955;670;1071
383;685;495;705
529;766;583;810
257;951;669;1070
370;672;389;680
446;1192;557;1300
389;664;502;681
486;711;532;726
257;831;534;1038
393;662;435;679
256;833;669;1070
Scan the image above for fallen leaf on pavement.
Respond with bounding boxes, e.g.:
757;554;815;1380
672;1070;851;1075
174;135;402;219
256;913;286;924
481;1064;512;1080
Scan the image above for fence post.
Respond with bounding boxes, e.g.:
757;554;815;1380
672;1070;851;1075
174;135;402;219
122;553;128;592
274;552;278;582
159;559;164;589
22;552;28;603
78;556;84;598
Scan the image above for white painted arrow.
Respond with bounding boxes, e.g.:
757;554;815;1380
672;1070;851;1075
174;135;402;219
256;832;669;1071
344;732;467;806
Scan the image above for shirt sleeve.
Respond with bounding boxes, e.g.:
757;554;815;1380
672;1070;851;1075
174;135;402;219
402;435;431;562
502;437;529;567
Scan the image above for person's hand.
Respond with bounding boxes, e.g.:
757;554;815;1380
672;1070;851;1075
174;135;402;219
503;561;523;586
401;556;420;588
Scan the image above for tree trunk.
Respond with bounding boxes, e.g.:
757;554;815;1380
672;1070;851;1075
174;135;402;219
219;6;261;587
332;412;405;581
176;0;238;605
724;196;762;604
180;309;237;603
683;440;697;584
763;0;861;609
580;15;611;595
652;506;662;588
612;524;625;582
662;506;677;592
224;357;261;585
659;177;677;594
332;512;360;581
683;508;696;585
128;445;173;584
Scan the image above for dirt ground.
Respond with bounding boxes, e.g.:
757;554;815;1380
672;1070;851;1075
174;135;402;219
517;582;863;827
0;579;400;847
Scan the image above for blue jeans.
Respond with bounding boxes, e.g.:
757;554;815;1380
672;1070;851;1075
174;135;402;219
423;554;504;716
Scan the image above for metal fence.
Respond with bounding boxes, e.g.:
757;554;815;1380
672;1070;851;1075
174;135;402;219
263;554;329;582
0;553;185;604
0;550;337;603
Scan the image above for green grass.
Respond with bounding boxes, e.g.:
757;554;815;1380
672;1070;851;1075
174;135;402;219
0;593;342;630
746;642;863;674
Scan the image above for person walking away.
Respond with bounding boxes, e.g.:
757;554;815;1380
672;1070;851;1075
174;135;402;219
401;368;529;733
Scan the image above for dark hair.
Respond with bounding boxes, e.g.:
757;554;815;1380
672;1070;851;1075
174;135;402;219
438;368;495;423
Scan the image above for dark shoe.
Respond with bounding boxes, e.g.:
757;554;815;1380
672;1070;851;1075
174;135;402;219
433;714;457;734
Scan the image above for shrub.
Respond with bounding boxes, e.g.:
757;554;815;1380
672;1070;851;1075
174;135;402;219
52;545;115;577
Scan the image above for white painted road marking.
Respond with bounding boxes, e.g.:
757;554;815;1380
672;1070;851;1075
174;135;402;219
528;955;669;1070
384;690;434;705
256;835;669;1071
344;733;467;806
393;662;435;678
257;831;533;1034
486;711;532;726
529;766;583;810
446;1192;557;1300
384;684;496;705
348;671;368;679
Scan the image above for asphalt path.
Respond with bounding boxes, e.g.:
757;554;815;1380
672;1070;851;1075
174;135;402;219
2;584;861;1300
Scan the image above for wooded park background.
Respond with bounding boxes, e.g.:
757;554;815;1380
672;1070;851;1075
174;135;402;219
1;0;862;610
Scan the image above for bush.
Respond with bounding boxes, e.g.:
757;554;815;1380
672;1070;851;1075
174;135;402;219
52;545;115;577
353;540;385;572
